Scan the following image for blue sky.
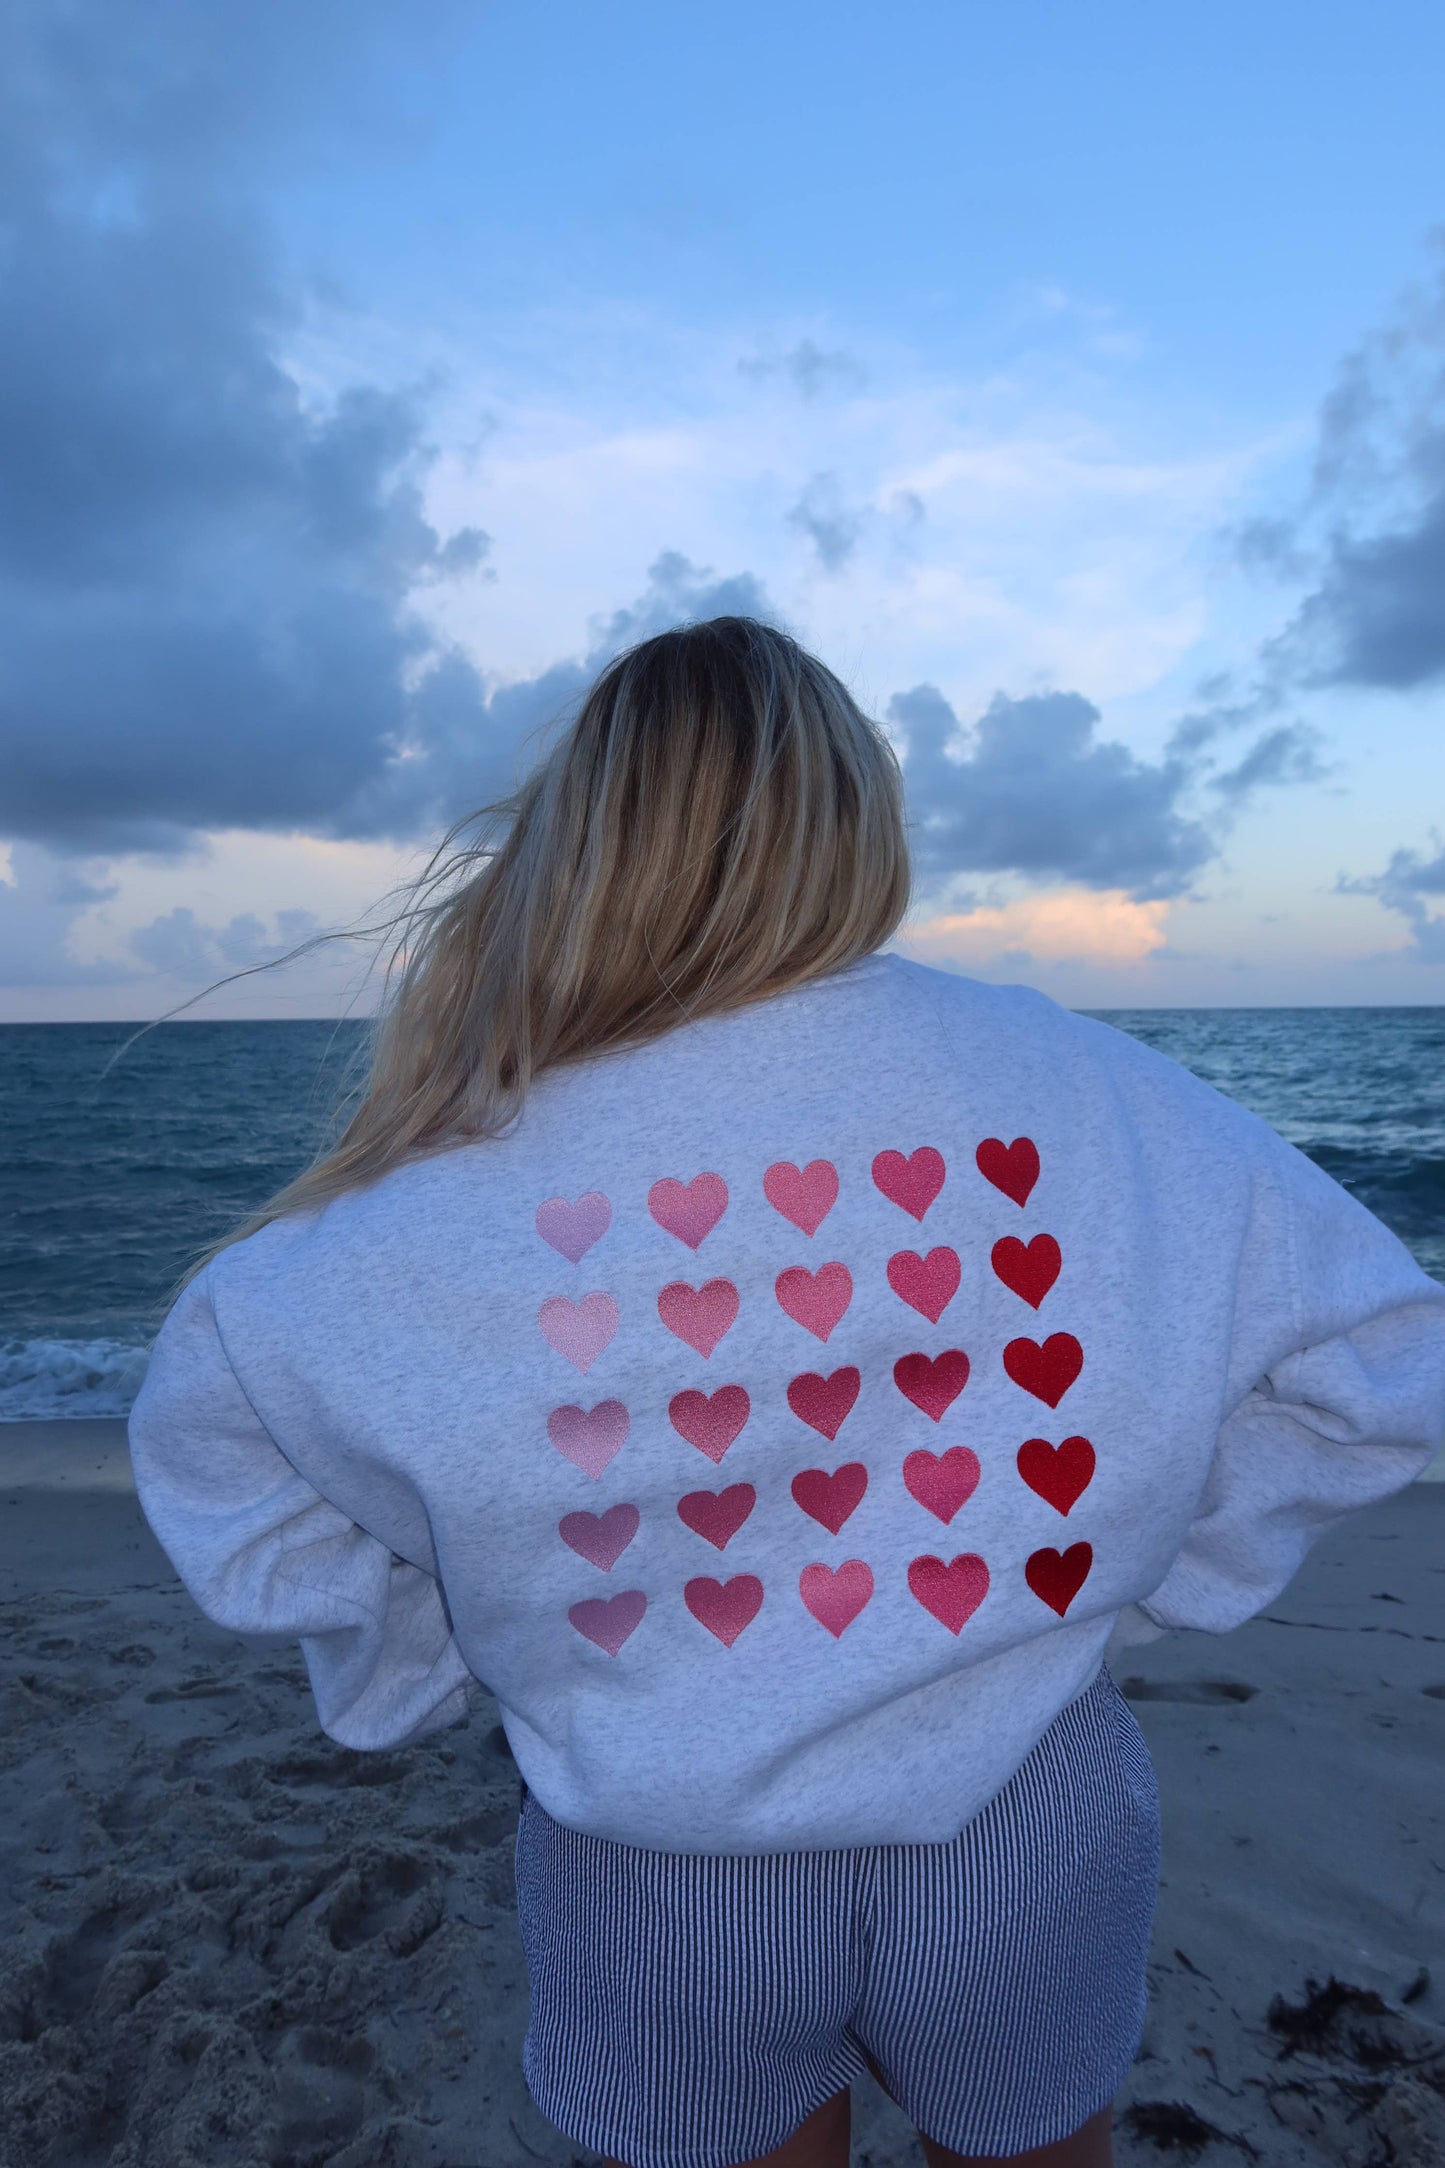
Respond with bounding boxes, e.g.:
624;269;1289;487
3;0;1444;1016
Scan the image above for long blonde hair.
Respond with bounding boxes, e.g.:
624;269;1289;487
191;615;911;1273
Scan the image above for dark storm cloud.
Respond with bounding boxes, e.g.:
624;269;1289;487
887;686;1215;901
1234;240;1445;692
0;0;500;857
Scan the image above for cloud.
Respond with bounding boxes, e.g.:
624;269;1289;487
902;888;1171;969
1234;237;1445;692
0;0;498;859
786;473;864;572
889;684;1214;901
129;903;324;979
1207;722;1330;803
737;339;865;399
1336;833;1445;962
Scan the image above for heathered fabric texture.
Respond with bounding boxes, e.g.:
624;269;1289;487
513;1660;1161;2167
128;952;1445;1853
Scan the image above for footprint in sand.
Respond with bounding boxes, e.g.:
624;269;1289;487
1121;1677;1258;1703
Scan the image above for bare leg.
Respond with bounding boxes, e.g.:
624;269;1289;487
601;2084;852;2168
861;2048;1114;2168
600;2061;1115;2168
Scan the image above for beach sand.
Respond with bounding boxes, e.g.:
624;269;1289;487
2;1421;1443;2168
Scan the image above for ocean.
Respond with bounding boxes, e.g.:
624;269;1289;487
2;1008;1443;1422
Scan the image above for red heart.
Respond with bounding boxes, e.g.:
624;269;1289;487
976;1137;1040;1208
786;1366;860;1441
908;1553;990;1633
677;1484;756;1549
668;1385;751;1462
903;1446;980;1524
763;1159;839;1237
776;1261;853;1341
887;1246;961;1322
991;1234;1061;1309
790;1462;868;1534
1025;1542;1093;1617
893;1349;970;1422
799;1560;873;1638
648;1172;728;1249
1017;1436;1095;1515
872;1147;946;1221
658;1278;740;1358
1003;1334;1083;1408
684;1574;764;1647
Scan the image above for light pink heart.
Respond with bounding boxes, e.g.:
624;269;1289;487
569;1590;647;1655
799;1560;874;1638
657;1278;739;1358
535;1191;612;1263
649;1173;728;1250
559;1503;640;1569
775;1261;853;1341
763;1159;838;1237
547;1399;630;1478
539;1291;619;1372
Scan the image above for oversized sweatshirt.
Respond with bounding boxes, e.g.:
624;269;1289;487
127;952;1445;1853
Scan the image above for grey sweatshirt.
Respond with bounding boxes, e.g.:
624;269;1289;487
127;953;1445;1853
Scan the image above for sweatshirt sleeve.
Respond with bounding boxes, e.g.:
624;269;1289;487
127;1266;481;1750
1134;1131;1445;1639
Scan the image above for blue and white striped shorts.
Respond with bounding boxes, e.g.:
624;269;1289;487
512;1661;1161;2168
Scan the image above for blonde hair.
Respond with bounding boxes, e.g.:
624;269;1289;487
189;615;910;1274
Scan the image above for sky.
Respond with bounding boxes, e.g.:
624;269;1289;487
3;0;1445;1018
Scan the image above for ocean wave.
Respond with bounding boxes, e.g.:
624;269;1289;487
0;1336;151;1420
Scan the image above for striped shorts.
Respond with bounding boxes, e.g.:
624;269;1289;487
513;1661;1160;2168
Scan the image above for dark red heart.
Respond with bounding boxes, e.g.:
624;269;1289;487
1025;1542;1092;1616
893;1348;970;1422
786;1367;861;1441
1016;1435;1095;1514
677;1484;756;1549
991;1234;1060;1309
976;1136;1040;1208
790;1463;868;1534
1003;1333;1082;1408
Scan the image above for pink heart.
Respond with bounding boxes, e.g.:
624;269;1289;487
799;1560;874;1638
559;1503;640;1569
775;1262;852;1341
649;1173;728;1250
903;1446;981;1524
668;1385;751;1461
539;1292;619;1373
763;1159;839;1237
872;1147;946;1221
908;1553;990;1633
658;1278;739;1358
887;1246;961;1323
684;1574;764;1647
569;1590;647;1655
535;1191;611;1263
547;1400;630;1478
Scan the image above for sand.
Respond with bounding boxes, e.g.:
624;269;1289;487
2;1420;1443;2168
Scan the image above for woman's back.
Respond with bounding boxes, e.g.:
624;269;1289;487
129;945;1445;1853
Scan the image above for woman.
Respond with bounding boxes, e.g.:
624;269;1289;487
129;616;1445;2168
